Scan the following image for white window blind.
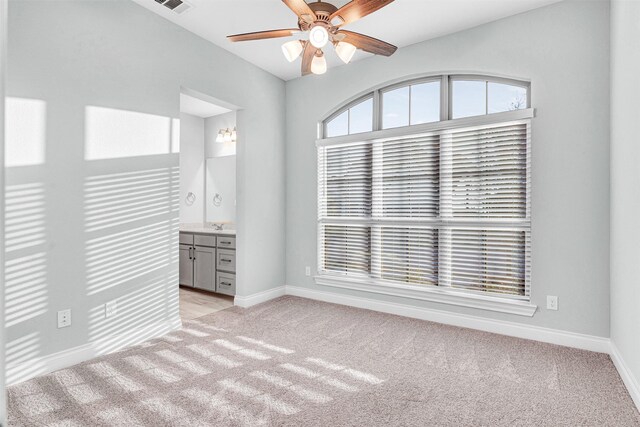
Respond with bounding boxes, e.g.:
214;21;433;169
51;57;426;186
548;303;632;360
318;120;531;300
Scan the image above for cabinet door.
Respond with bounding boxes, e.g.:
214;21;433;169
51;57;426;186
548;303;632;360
179;245;193;286
194;246;216;292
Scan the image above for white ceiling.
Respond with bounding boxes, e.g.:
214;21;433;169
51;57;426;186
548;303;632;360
180;93;231;118
133;0;561;81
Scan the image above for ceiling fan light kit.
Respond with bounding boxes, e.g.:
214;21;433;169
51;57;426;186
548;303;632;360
309;25;329;48
311;50;328;74
282;39;305;62
228;0;398;77
335;41;357;63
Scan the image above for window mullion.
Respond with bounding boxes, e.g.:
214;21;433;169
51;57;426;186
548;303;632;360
438;131;453;288
441;75;449;121
371;141;383;279
373;90;381;132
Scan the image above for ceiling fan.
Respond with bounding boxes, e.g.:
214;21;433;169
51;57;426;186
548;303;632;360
227;0;397;76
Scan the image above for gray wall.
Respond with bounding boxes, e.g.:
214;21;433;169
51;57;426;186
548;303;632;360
179;112;205;224
285;0;611;336
5;0;286;377
610;0;640;398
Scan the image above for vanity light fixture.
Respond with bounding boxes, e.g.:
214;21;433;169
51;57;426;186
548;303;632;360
216;127;237;143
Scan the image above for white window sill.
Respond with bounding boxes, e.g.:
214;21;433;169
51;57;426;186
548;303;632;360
314;274;538;317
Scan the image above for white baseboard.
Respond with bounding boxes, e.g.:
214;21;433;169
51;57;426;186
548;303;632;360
6;317;182;386
610;341;640;411
285;285;611;354
234;286;286;308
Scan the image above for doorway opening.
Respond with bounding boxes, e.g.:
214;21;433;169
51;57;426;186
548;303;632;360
178;88;238;320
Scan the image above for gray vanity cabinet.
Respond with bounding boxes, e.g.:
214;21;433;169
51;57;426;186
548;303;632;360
179;232;236;295
179;244;194;287
194;246;216;292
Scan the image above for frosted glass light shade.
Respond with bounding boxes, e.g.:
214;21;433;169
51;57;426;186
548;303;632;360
215;131;224;143
231;127;237;142
223;129;232;143
335;41;356;64
282;40;304;62
309;26;329;48
311;52;327;75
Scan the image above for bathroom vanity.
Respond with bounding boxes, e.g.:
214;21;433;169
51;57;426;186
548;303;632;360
179;227;236;296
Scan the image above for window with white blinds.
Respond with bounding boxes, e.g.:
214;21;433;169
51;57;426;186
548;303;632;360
318;75;532;304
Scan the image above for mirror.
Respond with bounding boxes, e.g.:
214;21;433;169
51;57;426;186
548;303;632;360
204;110;237;227
206;156;236;224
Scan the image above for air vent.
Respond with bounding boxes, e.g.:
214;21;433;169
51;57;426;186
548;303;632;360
154;0;192;14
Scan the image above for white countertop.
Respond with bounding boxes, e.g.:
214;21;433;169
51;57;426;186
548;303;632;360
180;223;236;236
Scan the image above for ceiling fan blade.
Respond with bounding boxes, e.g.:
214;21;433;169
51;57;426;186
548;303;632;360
282;0;317;22
301;42;316;76
227;29;299;42
336;30;397;56
330;0;395;26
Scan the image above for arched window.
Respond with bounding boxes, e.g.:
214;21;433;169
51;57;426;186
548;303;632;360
317;74;535;316
323;75;530;136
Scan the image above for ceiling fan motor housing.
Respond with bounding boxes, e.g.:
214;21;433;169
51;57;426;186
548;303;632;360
299;1;339;29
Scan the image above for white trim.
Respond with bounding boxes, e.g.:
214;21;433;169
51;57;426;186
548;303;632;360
234;286;286;308
6;317;182;386
610;341;640;412
285;285;609;353
315;275;537;317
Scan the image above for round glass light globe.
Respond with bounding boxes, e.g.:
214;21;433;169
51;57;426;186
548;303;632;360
309;26;329;49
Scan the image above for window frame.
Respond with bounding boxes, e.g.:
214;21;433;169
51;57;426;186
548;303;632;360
379;76;445;129
448;74;531;119
317;74;536;317
323;94;375;139
321;74;531;138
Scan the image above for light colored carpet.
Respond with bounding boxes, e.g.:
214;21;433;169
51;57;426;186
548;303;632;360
8;296;640;426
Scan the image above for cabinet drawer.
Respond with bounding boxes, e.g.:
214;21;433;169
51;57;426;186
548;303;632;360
216;272;236;296
216;235;236;249
216;249;236;273
194;234;216;248
179;232;194;245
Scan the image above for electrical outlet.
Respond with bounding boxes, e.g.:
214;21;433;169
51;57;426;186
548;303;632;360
105;300;118;318
547;296;558;311
57;309;72;328
305;266;311;276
